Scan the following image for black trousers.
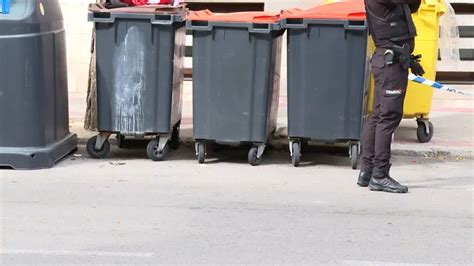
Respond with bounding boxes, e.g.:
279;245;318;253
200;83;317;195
361;51;408;172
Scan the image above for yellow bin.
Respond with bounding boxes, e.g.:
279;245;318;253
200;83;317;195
325;0;446;142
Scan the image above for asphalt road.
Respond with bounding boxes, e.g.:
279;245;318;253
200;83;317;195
1;144;473;264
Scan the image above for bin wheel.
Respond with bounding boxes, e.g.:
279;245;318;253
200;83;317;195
147;139;169;161
350;144;360;170
116;134;125;149
197;143;206;164
248;147;262;166
86;136;110;159
291;142;301;167
417;121;434;143
170;124;180;150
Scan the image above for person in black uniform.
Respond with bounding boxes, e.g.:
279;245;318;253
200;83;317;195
358;0;425;193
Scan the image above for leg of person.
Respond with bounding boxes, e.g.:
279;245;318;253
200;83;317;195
358;54;384;187
369;62;409;193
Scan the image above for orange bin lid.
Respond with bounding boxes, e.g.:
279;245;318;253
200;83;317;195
187;10;281;23
281;1;366;21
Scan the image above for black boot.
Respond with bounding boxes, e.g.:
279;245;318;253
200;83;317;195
357;169;372;187
369;167;408;193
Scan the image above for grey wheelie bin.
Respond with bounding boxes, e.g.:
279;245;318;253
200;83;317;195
0;0;78;170
187;11;284;166
281;1;369;169
87;4;186;161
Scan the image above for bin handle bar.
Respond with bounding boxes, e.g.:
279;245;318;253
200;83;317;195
151;14;179;25
282;18;307;29
91;12;115;23
186;21;279;33
187;20;213;31
345;19;367;30
89;3;187;14
89;3;185;24
282;18;366;30
90;13;182;24
249;23;272;33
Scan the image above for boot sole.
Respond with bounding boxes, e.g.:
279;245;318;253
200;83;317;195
357;181;369;187
369;184;408;193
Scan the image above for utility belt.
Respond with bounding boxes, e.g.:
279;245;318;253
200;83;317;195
376;45;411;70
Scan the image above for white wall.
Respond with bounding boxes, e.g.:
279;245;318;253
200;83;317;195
58;0;95;93
58;0;324;93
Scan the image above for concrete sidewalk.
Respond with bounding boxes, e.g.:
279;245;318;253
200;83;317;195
69;81;474;159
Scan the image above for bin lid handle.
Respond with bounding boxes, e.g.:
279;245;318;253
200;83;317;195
187;10;281;23
88;3;187;15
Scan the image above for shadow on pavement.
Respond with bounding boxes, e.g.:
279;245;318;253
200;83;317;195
404;175;474;189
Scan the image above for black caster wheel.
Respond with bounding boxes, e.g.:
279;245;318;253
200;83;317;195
116;134;125;149
170;123;180;150
417;121;434;143
291;142;301;167
350;144;360;170
248;146;262;166
147;139;169;161
86;136;110;159
197;143;206;164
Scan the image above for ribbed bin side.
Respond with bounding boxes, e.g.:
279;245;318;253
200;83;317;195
287;22;368;142
94;19;185;134
192;27;283;143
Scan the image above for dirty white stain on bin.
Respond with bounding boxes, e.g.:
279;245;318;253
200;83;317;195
113;26;146;133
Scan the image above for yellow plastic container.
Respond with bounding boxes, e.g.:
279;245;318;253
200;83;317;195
404;0;446;118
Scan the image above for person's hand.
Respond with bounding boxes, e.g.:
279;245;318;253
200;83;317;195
410;54;425;76
409;1;421;13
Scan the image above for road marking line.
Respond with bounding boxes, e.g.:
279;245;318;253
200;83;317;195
343;260;429;265
0;249;154;257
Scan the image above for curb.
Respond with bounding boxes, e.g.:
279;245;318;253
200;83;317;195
391;145;472;160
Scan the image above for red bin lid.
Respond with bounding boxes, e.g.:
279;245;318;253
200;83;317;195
187;10;281;23
281;1;366;21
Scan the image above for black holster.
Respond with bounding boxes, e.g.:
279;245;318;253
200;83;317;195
383;44;411;69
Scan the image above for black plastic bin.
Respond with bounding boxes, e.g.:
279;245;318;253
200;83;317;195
187;11;284;166
0;0;77;169
87;4;186;161
281;2;369;169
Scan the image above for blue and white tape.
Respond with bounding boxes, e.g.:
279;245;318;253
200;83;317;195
408;74;473;97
